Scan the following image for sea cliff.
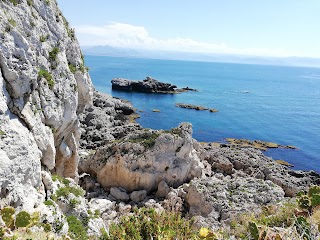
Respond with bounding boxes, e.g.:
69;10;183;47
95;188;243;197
0;1;319;239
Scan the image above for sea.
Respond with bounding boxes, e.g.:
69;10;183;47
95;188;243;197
85;55;320;173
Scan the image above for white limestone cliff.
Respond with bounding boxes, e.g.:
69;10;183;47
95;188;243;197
0;0;93;209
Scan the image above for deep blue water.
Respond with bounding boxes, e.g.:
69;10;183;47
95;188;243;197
85;55;320;173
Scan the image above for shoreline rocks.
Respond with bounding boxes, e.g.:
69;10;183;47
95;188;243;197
225;138;298;151
111;76;197;93
176;103;218;112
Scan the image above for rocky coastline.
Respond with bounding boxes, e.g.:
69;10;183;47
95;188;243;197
0;1;319;239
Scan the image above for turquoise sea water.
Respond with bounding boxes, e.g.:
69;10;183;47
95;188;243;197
85;55;320;173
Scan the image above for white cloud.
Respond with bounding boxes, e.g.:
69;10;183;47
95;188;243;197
75;22;292;57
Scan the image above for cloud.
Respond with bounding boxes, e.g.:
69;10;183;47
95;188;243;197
75;22;291;57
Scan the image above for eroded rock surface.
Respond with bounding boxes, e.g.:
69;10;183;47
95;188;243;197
80;123;203;193
0;0;93;209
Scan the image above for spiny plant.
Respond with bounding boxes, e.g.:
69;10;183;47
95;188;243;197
297;185;320;211
15;211;31;228
0;206;15;229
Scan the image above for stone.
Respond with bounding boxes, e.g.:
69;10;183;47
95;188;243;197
88;198;115;214
155;180;170;198
80;123;203;193
130;190;147;203
110;187;130;201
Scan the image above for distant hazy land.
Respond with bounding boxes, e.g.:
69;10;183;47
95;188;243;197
82;45;320;68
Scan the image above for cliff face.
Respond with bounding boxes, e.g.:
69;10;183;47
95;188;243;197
0;0;93;209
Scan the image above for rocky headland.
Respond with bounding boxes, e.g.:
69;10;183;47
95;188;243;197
0;1;319;239
111;76;197;93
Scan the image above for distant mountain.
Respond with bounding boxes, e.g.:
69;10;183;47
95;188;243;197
82;45;320;68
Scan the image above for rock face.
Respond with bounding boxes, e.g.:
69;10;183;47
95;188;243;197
80;123;203;193
79;91;141;149
0;0;93;209
111;76;178;93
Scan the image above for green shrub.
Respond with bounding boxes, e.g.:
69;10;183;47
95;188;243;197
27;0;33;6
44;200;55;207
67;215;88;240
68;63;77;74
15;211;31;228
52;185;85;201
38;69;54;90
128;132;160;149
49;47;59;63
102;208;198;240
51;175;70;185
39;35;48;42
69;199;80;208
8;18;16;27
0;206;15;229
41;223;52;232
297;185;320;211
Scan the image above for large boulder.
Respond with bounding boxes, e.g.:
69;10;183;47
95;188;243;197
80;123;203;193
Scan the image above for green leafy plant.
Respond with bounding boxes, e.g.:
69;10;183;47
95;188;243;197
69;199;80;208
68;63;77;74
8;18;16;27
52;175;70;185
38;68;54;90
0;206;15;229
49;47;59;63
297;185;320;211
15;211;31;228
39;35;48;42
101;208;198;240
44;200;55;207
67;215;88;240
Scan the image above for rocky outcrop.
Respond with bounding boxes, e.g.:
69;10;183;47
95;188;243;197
183;174;285;227
0;0;93;209
79;91;141;149
80;123;203;193
198;142;320;197
175;103;219;112
112;76;196;93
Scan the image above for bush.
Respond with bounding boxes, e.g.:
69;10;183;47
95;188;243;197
68;63;77;74
52;174;70;185
15;211;31;228
0;206;15;229
38;69;54;90
67;215;88;240
49;47;59;63
101;208;198;240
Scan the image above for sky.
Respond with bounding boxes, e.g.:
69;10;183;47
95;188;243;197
56;0;320;58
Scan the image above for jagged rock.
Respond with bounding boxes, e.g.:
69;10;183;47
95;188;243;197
88;198;115;214
199;142;320;197
184;175;285;226
156;180;170;198
112;76;177;93
80;123;203;193
0;0;93;209
110;187;130;201
130;190;147;203
79;91;141;149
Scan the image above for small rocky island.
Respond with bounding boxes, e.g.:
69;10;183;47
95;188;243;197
176;103;219;112
111;76;197;93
